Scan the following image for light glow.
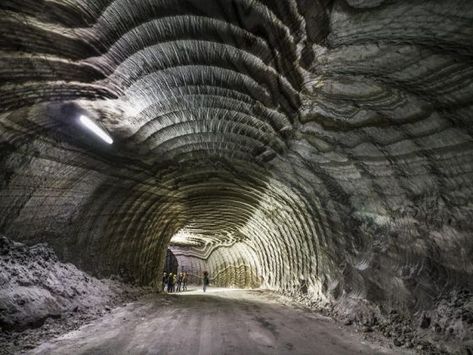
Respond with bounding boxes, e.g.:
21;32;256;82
170;229;202;246
79;115;113;144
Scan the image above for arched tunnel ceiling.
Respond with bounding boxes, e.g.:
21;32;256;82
0;0;473;309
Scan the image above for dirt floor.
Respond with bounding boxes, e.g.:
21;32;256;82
27;288;409;355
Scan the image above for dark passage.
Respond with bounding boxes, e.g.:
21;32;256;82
164;249;178;275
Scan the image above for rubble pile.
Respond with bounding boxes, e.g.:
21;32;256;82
0;236;151;354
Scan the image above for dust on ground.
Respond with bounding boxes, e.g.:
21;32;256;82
0;236;153;355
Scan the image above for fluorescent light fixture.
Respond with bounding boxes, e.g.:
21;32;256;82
79;115;113;144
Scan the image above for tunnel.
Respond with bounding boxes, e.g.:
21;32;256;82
0;0;472;354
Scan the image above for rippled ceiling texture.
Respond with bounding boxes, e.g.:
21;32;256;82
0;0;472;312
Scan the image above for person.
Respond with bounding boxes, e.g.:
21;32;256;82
176;272;183;292
182;272;188;291
203;271;209;292
162;272;168;292
173;273;178;292
167;273;174;293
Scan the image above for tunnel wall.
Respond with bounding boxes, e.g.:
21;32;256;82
170;246;207;285
172;241;261;288
0;0;472;325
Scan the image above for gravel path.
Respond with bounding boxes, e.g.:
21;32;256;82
29;288;409;355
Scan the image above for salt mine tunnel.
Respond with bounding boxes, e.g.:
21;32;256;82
0;0;472;354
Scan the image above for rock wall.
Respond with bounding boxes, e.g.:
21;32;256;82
171;242;261;288
0;236;144;331
0;0;472;347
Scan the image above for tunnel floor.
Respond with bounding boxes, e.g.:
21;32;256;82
27;288;405;355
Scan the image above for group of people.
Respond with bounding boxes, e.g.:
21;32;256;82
162;271;210;292
162;272;188;292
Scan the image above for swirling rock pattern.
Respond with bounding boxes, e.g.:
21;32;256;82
0;0;472;317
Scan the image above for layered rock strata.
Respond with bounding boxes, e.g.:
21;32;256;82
0;1;472;350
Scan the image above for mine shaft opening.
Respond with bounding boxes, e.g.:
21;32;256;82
167;227;264;290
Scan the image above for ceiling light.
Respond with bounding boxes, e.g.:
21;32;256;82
79;115;113;144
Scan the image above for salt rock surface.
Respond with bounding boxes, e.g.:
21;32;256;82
0;236;131;331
